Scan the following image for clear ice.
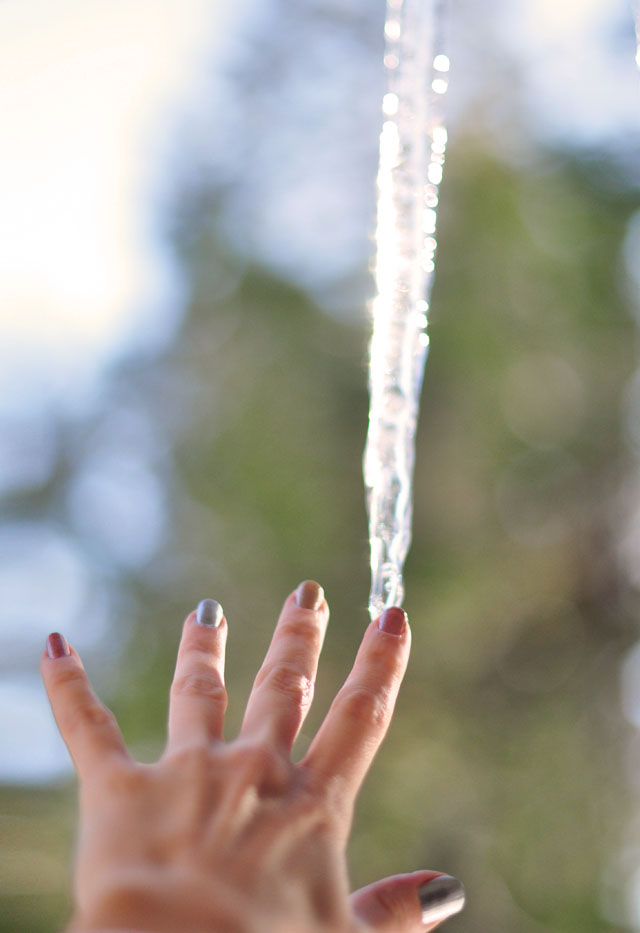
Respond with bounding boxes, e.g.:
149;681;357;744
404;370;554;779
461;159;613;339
364;0;450;620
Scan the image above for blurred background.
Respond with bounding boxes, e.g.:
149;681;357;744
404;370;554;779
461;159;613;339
1;0;640;929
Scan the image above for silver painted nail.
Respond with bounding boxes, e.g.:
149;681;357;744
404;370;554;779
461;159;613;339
196;599;223;627
419;875;465;926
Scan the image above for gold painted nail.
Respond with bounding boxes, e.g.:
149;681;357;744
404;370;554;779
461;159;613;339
295;580;324;610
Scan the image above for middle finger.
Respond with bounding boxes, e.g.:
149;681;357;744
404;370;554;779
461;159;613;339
240;581;329;752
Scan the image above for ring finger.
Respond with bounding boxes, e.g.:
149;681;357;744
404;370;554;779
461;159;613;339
301;607;411;820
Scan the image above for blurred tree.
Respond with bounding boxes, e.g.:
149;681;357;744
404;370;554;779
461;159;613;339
2;123;640;933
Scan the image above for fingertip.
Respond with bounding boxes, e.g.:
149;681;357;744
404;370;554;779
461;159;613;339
295;580;325;611
350;870;453;932
45;632;70;660
183;605;227;635
377;607;409;636
364;613;411;650
419;874;465;928
41;639;87;688
196;599;224;628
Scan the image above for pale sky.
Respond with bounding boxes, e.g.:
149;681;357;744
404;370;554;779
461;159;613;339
0;0;243;414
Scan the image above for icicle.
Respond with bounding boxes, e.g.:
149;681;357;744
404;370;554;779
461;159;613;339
364;0;450;620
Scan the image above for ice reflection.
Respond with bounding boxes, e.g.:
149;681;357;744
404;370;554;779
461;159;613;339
384;19;401;40
382;92;399;115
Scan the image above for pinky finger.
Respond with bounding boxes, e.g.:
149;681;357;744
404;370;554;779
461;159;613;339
350;871;465;932
41;633;130;781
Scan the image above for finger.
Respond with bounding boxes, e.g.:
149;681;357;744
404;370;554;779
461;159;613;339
240;582;329;752
41;633;130;781
350;871;465;932
167;600;228;751
301;608;410;809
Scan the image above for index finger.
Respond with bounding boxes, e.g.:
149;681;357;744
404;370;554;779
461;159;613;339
41;633;130;780
301;608;410;811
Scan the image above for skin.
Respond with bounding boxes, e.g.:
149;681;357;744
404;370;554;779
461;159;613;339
41;585;455;933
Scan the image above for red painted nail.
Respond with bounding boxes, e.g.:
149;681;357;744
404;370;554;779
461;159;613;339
46;632;70;659
378;607;407;635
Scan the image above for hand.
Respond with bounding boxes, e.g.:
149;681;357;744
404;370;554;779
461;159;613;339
41;581;465;932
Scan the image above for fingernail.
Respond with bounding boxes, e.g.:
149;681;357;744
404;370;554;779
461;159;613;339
46;632;70;659
419;875;465;926
378;607;407;635
196;599;223;627
295;580;324;610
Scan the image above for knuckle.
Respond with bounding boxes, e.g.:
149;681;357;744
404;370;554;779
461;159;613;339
101;762;149;796
49;664;86;691
87;871;159;919
334;684;390;728
241;739;281;771
367;641;406;678
256;661;314;707
289;795;335;837
169;743;218;774
302;767;342;806
300;780;344;827
373;884;413;923
299;779;351;845
231;740;290;790
171;671;228;707
275;665;314;707
276;615;322;643
66;701;118;735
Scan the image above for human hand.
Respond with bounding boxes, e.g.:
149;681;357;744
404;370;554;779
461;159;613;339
42;581;465;932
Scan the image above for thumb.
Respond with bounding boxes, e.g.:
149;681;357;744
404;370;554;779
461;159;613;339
349;871;465;932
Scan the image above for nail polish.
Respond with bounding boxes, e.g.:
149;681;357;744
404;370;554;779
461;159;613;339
47;632;70;659
295;580;324;610
418;875;465;926
196;599;223;627
378;607;407;635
